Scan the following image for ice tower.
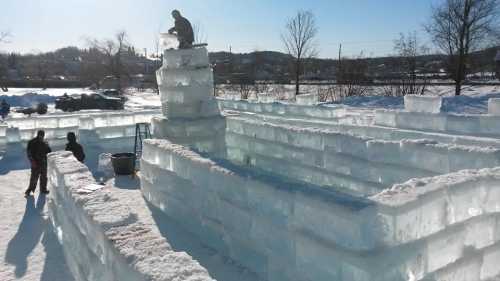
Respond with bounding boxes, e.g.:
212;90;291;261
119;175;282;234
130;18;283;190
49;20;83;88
152;37;225;155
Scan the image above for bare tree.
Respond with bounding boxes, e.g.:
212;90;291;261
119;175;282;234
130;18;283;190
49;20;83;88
0;32;11;91
281;10;318;97
334;53;370;101
87;30;130;92
426;0;500;95
383;32;429;96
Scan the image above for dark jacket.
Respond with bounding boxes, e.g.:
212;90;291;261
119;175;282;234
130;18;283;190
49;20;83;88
66;141;85;162
173;16;194;44
27;138;51;164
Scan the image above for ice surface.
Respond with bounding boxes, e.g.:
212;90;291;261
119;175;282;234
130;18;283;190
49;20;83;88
159;33;179;50
374;110;397;127
0;124;7;137
157;67;213;88
488;98;500;115
161;99;220;119
257;93;276;103
159;84;214;104
373;109;500;138
162;46;210;69
296;93;319;105
404;95;443;113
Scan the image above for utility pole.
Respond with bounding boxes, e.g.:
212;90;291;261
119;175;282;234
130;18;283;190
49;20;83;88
338;43;342;83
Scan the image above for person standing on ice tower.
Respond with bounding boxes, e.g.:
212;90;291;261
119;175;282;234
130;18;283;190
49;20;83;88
25;130;52;197
65;132;85;163
168;10;194;49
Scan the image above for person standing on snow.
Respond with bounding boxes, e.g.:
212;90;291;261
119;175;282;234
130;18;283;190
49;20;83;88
25;130;51;197
0;99;10;119
168;10;194;49
65;132;85;163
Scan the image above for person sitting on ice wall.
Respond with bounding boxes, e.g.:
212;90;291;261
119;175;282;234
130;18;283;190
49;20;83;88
168;10;194;49
65;132;85;163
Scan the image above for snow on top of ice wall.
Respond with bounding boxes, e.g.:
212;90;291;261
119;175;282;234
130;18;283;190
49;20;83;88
375;108;500;138
48;151;214;281
372;167;500;206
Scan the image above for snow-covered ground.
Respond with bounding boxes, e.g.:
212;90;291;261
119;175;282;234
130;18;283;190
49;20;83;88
0;88;161;114
0;169;74;281
2;84;500;116
334;85;500;114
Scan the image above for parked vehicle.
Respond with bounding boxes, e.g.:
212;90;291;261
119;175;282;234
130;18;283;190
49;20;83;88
55;92;125;112
14;102;48;116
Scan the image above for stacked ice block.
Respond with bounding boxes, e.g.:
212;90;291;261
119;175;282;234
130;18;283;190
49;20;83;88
153;46;225;154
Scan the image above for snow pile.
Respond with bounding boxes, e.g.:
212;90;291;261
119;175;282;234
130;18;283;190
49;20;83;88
47;151;214;281
140;139;500;281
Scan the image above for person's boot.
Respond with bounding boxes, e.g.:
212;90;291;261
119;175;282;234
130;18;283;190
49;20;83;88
40;190;50;195
24;190;32;198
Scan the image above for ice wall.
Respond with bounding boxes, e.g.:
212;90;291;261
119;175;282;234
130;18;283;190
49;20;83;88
404;95;443;114
218;99;373;126
295;93;319;106
140;139;500;281
236;112;500;148
47;151;214;281
154;46;225;155
0;123;7;146
488;98;500;115
374;108;500;138
225;116;500;196
3;110;160;143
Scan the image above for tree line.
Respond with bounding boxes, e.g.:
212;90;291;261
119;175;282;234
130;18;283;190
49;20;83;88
283;0;500;96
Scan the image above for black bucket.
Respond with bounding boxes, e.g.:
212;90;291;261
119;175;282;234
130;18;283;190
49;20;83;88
111;153;136;175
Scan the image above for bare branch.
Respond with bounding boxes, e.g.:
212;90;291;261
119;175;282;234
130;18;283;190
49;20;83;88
85;30;131;92
426;0;500;95
281;10;318;97
193;22;207;44
0;31;11;43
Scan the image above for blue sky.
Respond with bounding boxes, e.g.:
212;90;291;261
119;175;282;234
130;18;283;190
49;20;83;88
0;0;439;58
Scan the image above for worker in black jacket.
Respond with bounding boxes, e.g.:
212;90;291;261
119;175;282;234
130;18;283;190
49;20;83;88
168;10;194;49
25;130;51;197
65;132;85;163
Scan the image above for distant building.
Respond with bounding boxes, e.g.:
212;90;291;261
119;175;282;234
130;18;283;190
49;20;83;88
496;51;500;79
